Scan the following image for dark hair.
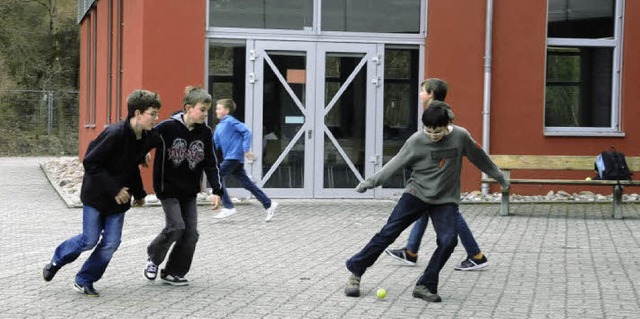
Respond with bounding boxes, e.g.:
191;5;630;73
183;86;212;108
421;78;448;101
422;100;453;128
217;98;236;114
126;89;161;118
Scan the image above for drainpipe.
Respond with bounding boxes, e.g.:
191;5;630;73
481;0;494;195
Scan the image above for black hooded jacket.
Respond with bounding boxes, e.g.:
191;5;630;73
80;119;149;214
149;112;224;200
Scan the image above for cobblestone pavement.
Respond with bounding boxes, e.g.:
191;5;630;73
1;157;639;319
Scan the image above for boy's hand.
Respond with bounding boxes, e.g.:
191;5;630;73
501;182;510;193
115;187;131;204
245;152;255;163
211;195;221;210
132;198;145;207
355;183;368;193
140;152;152;168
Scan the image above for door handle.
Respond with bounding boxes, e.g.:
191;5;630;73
371;76;381;87
307;129;312;139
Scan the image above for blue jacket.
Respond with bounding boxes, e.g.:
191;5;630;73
213;115;252;161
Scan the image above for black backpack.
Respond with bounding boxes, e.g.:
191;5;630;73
594;148;632;180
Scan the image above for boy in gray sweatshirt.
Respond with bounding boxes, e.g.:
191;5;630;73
344;101;509;302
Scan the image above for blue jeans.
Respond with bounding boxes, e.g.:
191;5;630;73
220;159;271;209
346;193;457;293
52;205;124;286
406;210;481;258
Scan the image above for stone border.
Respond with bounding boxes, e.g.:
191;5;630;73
39;158;640;208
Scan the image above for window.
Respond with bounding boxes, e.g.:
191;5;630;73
545;0;622;135
322;0;420;33
209;0;313;30
209;0;422;34
207;40;246;126
381;46;419;188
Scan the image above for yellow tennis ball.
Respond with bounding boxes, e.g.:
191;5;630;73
585;177;592;180
376;288;387;299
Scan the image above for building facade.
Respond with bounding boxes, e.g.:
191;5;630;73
77;0;640;198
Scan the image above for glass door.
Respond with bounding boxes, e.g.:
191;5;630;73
314;43;380;198
250;40;316;197
249;41;380;198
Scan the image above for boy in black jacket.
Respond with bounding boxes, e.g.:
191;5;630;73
143;86;224;286
42;89;162;297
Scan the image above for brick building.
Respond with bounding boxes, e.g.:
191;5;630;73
76;0;640;198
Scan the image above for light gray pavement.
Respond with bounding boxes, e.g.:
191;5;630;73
1;157;640;319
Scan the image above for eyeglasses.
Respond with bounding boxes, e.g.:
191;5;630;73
144;110;159;118
423;126;447;137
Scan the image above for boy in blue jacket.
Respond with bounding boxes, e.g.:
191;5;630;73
43;89;162;297
212;98;278;221
143;86;225;286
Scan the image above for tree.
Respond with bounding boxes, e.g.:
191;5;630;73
0;0;79;156
0;0;78;90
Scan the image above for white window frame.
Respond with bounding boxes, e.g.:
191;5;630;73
544;0;625;137
205;0;427;44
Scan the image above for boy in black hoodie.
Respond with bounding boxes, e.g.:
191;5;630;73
42;89;162;297
143;86;224;286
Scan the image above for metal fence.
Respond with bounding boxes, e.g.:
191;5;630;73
0;89;79;156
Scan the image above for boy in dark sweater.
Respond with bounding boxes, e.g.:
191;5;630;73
143;86;224;286
43;89;162;297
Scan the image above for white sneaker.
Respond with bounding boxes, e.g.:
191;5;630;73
143;259;158;280
265;202;278;222
214;208;237;219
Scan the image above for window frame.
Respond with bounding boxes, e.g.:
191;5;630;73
206;0;427;44
544;0;625;137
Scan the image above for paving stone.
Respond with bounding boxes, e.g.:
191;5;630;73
1;157;639;318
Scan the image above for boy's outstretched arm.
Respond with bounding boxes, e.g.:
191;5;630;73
463;132;509;190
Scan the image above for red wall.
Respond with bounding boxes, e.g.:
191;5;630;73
79;0;207;193
621;0;640;143
425;0;488;192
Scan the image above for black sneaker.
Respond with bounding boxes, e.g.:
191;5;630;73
143;259;158;280
160;270;189;286
454;255;488;271
43;262;61;282
413;285;441;302
344;274;361;297
73;282;100;297
384;248;417;266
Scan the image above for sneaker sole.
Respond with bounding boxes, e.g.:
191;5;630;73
413;292;441;302
454;261;489;271
265;210;275;222
73;284;99;297
345;289;360;297
384;250;416;266
160;278;189;286
214;211;237;219
143;271;157;281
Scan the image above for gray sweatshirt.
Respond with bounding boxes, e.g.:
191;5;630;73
356;125;508;205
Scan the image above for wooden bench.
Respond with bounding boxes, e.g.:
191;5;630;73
481;155;640;219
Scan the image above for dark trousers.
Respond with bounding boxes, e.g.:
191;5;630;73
346;193;458;293
147;197;198;277
219;159;271;209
